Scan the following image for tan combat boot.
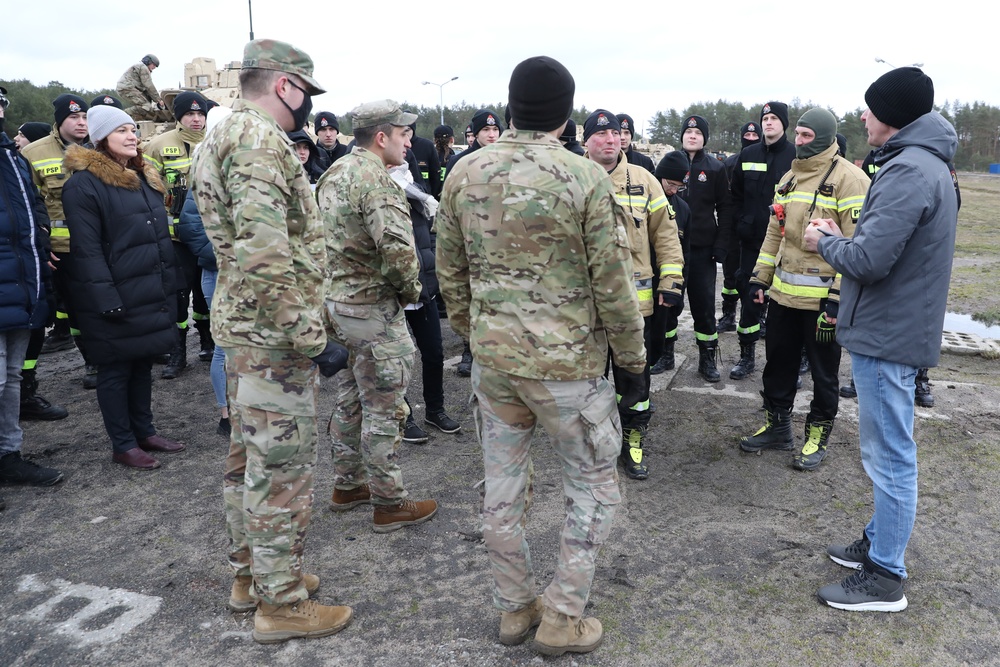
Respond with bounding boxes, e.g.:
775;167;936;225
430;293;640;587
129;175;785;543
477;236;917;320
532;607;603;656
330;483;372;512
499;596;544;645
253;599;353;644
228;573;320;612
372;498;437;533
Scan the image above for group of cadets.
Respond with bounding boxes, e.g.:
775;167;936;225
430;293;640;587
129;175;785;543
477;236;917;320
6;64;941;485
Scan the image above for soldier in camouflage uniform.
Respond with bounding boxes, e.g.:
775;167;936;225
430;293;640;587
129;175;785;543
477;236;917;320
436;56;649;657
116;55;171;122
190;39;351;644
317;99;438;534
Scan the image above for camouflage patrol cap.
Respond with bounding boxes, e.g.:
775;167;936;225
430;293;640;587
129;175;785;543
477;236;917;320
242;39;326;95
350;99;418;130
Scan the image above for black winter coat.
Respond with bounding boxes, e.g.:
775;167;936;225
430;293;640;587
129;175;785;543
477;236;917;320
679;149;734;253
61;145;178;364
729;134;795;246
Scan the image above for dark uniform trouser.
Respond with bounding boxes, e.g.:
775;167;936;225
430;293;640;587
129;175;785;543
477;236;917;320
762;301;841;421
648;274;686;363
96;358;155;453
687;246;718;345
172;242;208;330
404;300;445;415
609;316;652;432
736;237;766;343
721;233;741;308
223;345;317;606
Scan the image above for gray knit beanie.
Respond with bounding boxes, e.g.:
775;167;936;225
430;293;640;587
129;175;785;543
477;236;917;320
87;105;135;142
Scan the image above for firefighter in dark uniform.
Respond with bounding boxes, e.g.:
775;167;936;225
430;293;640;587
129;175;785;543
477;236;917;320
616;113;655;173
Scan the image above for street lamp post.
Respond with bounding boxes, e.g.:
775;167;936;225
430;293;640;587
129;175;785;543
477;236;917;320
422;77;459;125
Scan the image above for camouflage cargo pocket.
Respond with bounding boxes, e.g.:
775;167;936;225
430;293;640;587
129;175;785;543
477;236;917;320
585;481;621;545
370;335;415;394
578;381;622;464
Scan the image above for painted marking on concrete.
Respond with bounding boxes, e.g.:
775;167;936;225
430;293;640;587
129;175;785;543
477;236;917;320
15;574;162;646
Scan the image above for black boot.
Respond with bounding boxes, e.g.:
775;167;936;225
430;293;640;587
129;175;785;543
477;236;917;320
717;298;737;333
740;393;794;452
20;369;69;421
839;378;857;399
194;318;215;362
650;338;675;375
793;417;834;470
40;330;75;354
914;368;934;407
457;340;472;377
697;342;720;383
729;342;756;380
162;328;188;380
798;347;810;375
620;425;648;480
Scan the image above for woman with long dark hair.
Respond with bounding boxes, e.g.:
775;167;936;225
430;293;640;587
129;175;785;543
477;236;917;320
62;105;184;469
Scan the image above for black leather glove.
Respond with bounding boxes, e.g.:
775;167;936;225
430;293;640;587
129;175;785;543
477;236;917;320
617;367;650;411
101;306;126;321
310;340;349;377
659;290;683;309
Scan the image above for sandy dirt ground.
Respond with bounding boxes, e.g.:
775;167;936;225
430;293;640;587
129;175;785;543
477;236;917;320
2;293;999;666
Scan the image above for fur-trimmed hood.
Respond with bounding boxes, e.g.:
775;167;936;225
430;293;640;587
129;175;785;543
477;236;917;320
64;144;166;195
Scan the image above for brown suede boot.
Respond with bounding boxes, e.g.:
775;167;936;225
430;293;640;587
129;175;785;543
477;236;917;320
499;596;544;645
253;599;353;644
229;574;320;613
330;484;372;512
532;607;603;656
372;498;438;533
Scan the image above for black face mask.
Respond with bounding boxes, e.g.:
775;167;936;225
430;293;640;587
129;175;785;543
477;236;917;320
281;78;313;131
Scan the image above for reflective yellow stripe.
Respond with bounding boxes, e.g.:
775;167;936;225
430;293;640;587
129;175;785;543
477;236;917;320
55;311;68;320
51;228;70;237
838;194;866;211
737;323;760;335
23;359;38;371
648;195;668;212
772;274;830;298
31;157;62;169
635;277;653;303
163;158;192;171
695;331;718;342
637;288;653;302
144;154;164;171
721;287;739;296
742;162;767;172
774;267;834;287
659;263;683;278
758;252;775;267
616;193;649;209
664;328;678;339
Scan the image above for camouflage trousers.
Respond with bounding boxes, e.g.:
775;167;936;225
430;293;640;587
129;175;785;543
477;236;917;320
326;299;415;505
471;361;622;618
222;345;319;606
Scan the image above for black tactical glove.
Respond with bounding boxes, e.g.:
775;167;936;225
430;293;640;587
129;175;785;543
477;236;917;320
816;300;839;344
748;280;768;303
659;290;683;309
617;367;650;411
310;340;349;377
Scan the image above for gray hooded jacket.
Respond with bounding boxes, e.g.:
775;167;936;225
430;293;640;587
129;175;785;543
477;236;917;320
818;111;958;368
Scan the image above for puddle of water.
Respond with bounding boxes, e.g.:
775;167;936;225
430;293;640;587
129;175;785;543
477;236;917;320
944;312;1000;339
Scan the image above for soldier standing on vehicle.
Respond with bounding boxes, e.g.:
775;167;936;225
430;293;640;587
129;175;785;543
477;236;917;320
117;55;170;122
437;55;648;657
190;38;351;644
317;99;438;534
144;92;214;378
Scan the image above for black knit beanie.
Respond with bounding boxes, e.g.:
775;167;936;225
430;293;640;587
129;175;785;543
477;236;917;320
560;119;578;143
836;133;848;158
314;111;339;133
616;113;636;135
681;115;710;143
91;94;123;109
18;122;51;144
740;121;760;149
583;109;621;142
434;124;453;139
52;94;88;128
173;92;208;120
470;109;503;135
864;66;934;129
654;150;690;182
760;101;789;131
507;56;575;132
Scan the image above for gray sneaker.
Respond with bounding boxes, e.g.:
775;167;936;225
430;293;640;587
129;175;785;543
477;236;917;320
827;534;870;569
818;561;907;612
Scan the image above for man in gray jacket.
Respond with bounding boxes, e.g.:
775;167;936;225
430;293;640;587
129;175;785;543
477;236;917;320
805;67;958;612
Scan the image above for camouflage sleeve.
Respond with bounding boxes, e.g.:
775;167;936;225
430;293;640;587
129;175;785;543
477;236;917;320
362;186;422;305
139;66;159;102
226;146;326;357
585;183;647;374
434;185;470;340
647;180;684;297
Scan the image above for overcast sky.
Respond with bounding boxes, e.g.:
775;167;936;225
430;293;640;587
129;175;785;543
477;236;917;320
5;0;996;136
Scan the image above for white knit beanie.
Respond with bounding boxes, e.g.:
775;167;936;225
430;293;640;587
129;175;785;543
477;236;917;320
87;105;135;142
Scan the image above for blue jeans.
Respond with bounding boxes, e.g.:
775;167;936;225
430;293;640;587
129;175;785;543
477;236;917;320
851;351;918;579
201;269;228;409
0;329;31;457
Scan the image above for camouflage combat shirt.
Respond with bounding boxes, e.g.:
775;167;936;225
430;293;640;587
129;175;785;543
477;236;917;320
190;98;327;357
436;129;647;381
316;146;421;306
116;63;160;106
